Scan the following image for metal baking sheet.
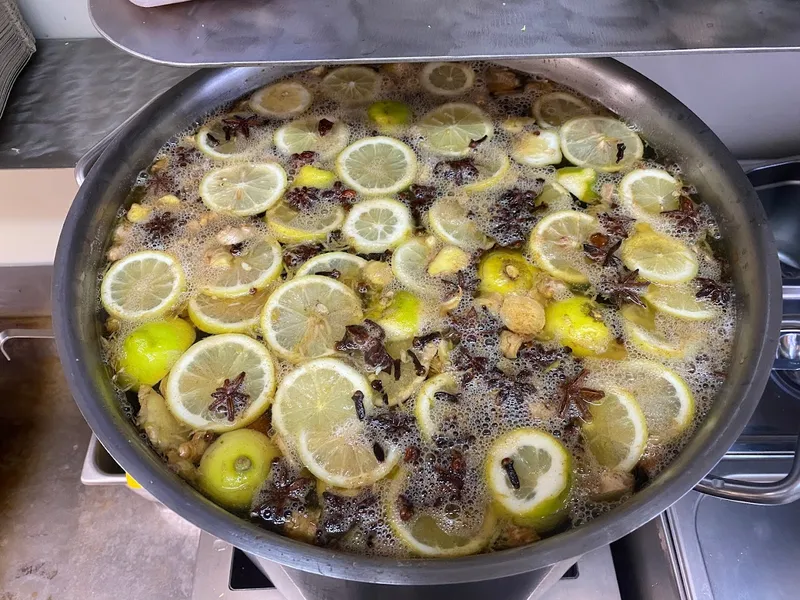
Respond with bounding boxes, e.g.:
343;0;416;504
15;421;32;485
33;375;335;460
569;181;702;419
89;0;800;67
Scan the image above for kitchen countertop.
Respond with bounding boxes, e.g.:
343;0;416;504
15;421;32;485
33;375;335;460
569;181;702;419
0;317;200;599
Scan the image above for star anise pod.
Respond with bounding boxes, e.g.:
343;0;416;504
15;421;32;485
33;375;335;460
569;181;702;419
314;491;376;547
434;158;479;186
695;277;731;303
284;186;322;211
518;343;570;368
251;458;314;530
146;170;174;195
488;186;547;246
289;150;317;172
664;196;702;232
559;369;604;420
143;212;178;244
335;320;394;374
583;232;622;267
601;269;648;308
221;114;263;140
598;212;633;238
209;372;250;422
398;184;438;225
320;181;358;207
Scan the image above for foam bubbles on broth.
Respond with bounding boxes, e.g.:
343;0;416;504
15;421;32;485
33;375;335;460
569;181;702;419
99;61;735;557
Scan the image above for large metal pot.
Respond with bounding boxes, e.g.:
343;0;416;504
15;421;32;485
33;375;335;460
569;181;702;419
52;59;780;589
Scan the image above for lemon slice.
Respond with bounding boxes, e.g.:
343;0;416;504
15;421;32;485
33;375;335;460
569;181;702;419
644;284;716;320
419;103;493;157
536;181;574;212
274;116;350;160
335;136;417;195
387;469;497;557
511;131;562;167
204;237;283;297
529;210;598;284
461;151;512;193
485;428;572;524
321;66;381;104
391;238;436;294
298;428;401;488
555;167;598;203
295;251;367;281
612;359;695;442
582;387;648;472
101;250;185;320
428;196;493;250
621;305;688;360
188;288;271;335
265;201;345;243
532;92;592;128
164;334;276;432
261;275;363;361
249;81;312;118
342;198;413;253
272;357;371;439
195;112;257;160
621;226;698;284
619;169;680;216
420;62;475;96
559;116;643;172
200;163;288;216
414;373;460;442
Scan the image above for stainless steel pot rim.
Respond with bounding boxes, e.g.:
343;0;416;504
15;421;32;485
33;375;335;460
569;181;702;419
52;59;781;585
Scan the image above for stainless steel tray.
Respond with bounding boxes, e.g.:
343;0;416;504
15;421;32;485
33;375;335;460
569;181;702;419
89;0;800;67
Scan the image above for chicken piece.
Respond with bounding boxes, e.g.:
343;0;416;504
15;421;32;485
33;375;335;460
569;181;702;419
178;431;215;464
137;386;191;454
126;203;152;223
500;329;529;359
492;523;540;550
536;275;569;300
440;285;463;314
427;246;470;277
474;292;503;315
106;246;126;262
587;469;634;502
216;225;255;246
486;67;522;94
284;508;321;544
362;261;394;288
500;295;546;335
204;246;234;268
528;401;557;420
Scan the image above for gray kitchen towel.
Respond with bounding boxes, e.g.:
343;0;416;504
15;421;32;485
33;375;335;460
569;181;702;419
0;0;35;119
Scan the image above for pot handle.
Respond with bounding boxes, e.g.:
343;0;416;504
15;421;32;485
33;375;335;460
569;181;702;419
74;91;166;186
694;433;800;505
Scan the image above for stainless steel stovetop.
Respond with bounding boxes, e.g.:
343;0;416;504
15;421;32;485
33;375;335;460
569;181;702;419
71;160;800;600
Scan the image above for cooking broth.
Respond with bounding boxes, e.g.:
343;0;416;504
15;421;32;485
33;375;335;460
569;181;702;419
98;62;734;557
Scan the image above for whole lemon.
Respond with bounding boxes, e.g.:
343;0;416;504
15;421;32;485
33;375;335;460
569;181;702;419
543;297;612;357
367;100;413;132
198;429;281;511
118;318;196;389
478;249;537;295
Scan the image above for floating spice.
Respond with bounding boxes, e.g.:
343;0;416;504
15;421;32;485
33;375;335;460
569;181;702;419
209;372;249;422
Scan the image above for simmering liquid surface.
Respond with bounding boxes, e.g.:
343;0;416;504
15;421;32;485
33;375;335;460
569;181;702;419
99;62;734;557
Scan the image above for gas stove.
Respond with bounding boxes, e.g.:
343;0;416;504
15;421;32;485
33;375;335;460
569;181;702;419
65;160;800;600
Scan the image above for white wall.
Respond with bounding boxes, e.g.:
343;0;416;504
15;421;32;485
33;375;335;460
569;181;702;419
12;0;800;159
15;0;95;39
